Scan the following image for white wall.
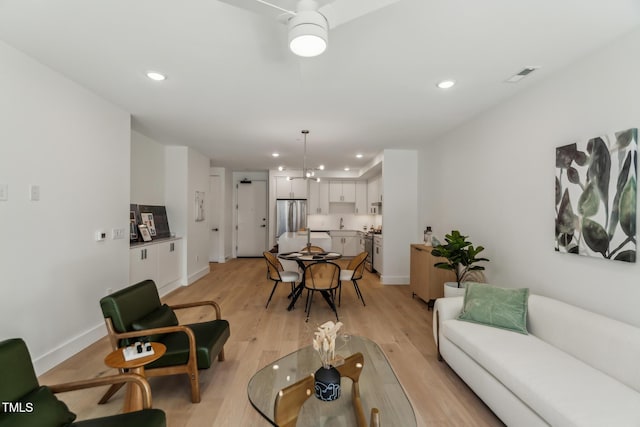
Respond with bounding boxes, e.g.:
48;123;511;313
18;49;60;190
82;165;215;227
420;27;640;326
165;147;211;284
381;150;418;284
0;41;130;374
130;130;165;205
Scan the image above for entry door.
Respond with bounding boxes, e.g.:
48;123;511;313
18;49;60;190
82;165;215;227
209;175;222;263
237;180;267;257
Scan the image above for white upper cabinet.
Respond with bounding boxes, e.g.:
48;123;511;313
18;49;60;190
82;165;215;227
308;180;329;214
355;181;368;215
329;181;356;203
367;174;382;214
276;176;308;199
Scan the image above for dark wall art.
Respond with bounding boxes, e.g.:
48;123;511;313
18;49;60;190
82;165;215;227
555;128;637;262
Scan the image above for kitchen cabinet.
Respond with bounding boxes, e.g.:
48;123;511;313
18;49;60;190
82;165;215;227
329;181;356;203
373;235;383;274
354;181;368;214
367;175;382;214
130;238;183;289
330;231;359;257
275;176;307;199
308;180;329;214
410;244;455;307
130;244;158;285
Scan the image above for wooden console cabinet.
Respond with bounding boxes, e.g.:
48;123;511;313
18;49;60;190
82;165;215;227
410;244;455;307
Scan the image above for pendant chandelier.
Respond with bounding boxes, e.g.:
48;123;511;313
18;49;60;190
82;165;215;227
287;130;323;181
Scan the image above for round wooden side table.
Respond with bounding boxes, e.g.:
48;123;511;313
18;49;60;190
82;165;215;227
104;342;166;412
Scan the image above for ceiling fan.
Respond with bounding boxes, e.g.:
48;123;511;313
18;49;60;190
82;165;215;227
217;0;402;57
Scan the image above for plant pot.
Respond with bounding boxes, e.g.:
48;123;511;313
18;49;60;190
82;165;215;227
444;281;466;298
314;365;341;401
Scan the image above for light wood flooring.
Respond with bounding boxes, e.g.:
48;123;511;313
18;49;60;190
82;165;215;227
39;258;504;426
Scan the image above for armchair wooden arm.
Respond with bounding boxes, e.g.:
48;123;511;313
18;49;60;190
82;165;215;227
169;300;222;320
50;373;153;409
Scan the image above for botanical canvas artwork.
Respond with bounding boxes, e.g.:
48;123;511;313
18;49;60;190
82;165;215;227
555;128;637;262
195;191;205;222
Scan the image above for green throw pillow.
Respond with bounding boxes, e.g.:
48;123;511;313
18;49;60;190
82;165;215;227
458;282;529;334
131;304;179;341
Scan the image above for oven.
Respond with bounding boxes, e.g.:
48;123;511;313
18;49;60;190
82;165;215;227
363;234;374;272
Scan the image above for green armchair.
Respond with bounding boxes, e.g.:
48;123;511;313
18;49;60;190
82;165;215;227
99;279;230;403
0;338;166;427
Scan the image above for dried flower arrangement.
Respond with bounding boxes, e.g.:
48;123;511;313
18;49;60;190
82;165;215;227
312;320;343;369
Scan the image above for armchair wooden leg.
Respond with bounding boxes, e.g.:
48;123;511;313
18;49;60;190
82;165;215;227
189;370;201;403
218;348;225;362
98;382;125;404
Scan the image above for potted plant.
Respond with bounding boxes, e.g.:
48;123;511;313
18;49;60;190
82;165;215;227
431;230;489;297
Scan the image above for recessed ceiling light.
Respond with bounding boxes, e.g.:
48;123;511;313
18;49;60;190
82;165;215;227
437;80;455;89
146;71;166;81
356;154;363;159
344;167;350;171
278;166;284;171
318;165;325;170
272;152;280;157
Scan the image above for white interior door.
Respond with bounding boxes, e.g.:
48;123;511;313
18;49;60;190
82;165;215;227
237;180;267;257
209;175;222;262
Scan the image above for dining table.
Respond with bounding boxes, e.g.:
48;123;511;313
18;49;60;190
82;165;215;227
278;250;342;311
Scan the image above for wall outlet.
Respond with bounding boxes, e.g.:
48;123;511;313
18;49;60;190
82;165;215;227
95;230;107;241
112;228;125;239
0;184;7;201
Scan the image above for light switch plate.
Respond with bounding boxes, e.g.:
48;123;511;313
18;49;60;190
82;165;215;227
112;228;126;239
29;185;40;201
0;184;7;201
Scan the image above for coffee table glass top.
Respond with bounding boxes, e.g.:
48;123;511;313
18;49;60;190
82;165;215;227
248;335;416;426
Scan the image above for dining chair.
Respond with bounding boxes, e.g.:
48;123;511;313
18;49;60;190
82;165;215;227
339;251;368;306
274;352;379;427
303;261;341;322
263;251;300;308
300;245;325;253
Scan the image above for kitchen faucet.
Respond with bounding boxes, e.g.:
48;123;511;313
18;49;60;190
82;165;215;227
340;218;344;230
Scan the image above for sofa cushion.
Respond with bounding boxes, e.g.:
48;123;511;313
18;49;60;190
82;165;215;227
458;282;529;334
131;304;179;341
443;319;640;426
0;386;76;427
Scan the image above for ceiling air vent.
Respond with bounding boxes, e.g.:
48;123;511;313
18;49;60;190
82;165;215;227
505;66;540;83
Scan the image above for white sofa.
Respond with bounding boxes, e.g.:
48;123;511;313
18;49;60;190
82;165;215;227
433;295;640;426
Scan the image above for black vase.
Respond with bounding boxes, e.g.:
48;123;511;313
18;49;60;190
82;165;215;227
314;365;341;401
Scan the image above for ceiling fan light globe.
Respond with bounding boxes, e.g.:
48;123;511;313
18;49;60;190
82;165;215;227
288;11;328;57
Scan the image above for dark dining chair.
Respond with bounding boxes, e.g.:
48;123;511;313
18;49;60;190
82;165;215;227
263;251;300;308
303;262;341;322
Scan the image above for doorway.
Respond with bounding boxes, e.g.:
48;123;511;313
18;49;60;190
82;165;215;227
236;180;268;257
209;174;222;263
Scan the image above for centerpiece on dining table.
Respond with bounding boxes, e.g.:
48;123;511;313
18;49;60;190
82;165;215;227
312;320;343;401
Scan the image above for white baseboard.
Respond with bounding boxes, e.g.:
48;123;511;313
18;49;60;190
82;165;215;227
158;278;183;297
380;274;410;285
33;323;105;376
188;265;210;285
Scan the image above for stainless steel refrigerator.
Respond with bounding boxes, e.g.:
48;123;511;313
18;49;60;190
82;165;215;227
276;199;307;238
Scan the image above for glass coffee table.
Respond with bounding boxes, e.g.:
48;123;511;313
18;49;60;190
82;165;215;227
248;335;416;426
